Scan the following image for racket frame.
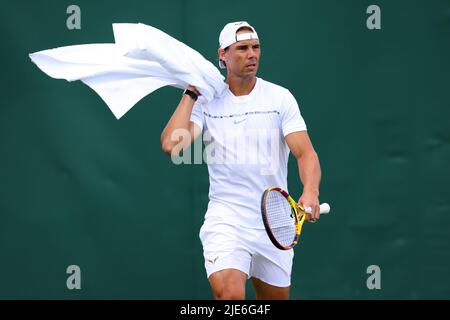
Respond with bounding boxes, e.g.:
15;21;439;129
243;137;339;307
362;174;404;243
261;187;307;250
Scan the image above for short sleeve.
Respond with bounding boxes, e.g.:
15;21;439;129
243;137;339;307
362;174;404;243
281;90;307;136
189;97;205;131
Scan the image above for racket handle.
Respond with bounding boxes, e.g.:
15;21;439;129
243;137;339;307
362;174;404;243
319;203;331;214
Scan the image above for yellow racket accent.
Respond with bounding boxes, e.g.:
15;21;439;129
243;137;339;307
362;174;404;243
287;194;308;247
261;187;331;250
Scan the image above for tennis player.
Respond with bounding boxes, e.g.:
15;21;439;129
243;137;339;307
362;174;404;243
161;21;322;300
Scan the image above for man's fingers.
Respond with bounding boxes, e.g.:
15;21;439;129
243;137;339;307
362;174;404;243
305;204;320;221
305;206;317;223
314;205;321;220
298;200;320;221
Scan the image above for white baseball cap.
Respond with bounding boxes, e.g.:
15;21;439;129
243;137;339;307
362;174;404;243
218;21;259;69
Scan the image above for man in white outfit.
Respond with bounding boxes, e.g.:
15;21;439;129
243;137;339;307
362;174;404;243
161;21;322;300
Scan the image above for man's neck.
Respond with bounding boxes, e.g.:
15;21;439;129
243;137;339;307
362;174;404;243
226;75;257;96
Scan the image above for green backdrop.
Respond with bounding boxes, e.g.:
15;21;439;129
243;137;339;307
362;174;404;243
1;0;449;299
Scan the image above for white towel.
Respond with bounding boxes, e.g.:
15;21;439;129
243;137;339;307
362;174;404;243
29;23;227;119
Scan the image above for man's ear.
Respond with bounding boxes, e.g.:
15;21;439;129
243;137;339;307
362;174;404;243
218;48;226;65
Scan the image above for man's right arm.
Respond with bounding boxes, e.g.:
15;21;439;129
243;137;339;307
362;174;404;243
160;85;202;156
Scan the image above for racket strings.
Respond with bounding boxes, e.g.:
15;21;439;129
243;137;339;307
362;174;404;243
265;191;297;247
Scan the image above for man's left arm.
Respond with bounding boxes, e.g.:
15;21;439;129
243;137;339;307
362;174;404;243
285;131;322;220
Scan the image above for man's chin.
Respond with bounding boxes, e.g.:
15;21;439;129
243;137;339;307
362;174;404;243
242;69;258;77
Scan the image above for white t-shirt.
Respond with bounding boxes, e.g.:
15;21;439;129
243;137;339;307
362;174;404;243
190;77;307;229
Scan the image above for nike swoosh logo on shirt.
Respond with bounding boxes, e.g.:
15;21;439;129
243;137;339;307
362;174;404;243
207;256;219;264
233;118;247;124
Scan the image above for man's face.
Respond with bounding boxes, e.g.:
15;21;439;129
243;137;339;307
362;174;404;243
219;29;261;78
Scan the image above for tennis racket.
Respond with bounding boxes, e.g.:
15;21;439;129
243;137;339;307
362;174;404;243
261;187;331;250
